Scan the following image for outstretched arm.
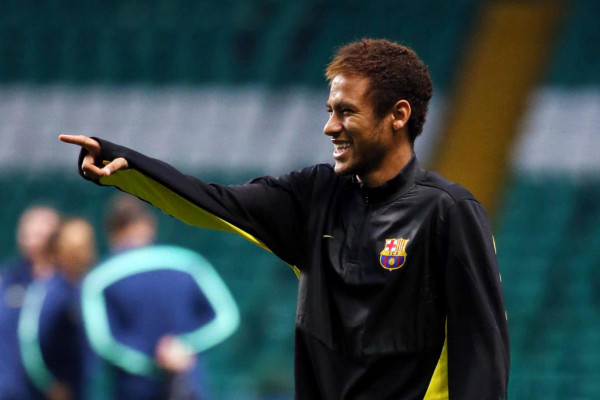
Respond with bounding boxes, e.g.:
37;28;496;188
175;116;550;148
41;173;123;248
58;134;308;271
58;134;128;179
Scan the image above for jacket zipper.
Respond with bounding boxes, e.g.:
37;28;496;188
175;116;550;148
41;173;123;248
356;194;372;262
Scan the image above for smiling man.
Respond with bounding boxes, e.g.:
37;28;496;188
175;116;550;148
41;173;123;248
60;39;509;399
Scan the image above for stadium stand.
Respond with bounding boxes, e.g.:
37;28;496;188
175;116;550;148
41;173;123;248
0;0;478;87
7;0;600;399
0;0;479;395
495;1;600;398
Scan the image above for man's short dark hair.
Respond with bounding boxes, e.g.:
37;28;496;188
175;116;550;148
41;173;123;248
326;39;433;144
105;193;155;236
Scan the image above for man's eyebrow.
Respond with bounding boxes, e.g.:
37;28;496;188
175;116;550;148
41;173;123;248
328;100;357;110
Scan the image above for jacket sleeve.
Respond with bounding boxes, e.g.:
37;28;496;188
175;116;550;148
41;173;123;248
444;199;510;399
81;138;308;270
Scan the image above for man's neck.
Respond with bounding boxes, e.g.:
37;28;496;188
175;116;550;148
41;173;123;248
358;148;414;187
31;260;54;280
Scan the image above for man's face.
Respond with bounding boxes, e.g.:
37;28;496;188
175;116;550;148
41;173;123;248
17;207;60;262
57;220;96;279
324;75;393;182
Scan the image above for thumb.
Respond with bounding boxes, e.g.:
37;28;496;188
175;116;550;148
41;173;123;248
102;157;128;176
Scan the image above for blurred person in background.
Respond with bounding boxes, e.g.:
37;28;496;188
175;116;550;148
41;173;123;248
0;206;61;399
55;218;97;283
80;193;239;400
105;193;157;254
61;38;509;399
18;217;97;400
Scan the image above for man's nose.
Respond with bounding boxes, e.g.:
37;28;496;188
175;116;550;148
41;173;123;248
323;114;342;137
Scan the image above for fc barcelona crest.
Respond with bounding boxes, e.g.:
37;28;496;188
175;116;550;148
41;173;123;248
379;238;409;270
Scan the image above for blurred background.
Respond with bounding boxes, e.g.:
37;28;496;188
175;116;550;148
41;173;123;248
0;0;599;398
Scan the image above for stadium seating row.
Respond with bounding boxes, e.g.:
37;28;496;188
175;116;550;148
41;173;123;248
0;0;480;88
496;176;600;399
498;3;600;395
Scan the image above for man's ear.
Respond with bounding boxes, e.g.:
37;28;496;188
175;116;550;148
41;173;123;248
391;100;411;132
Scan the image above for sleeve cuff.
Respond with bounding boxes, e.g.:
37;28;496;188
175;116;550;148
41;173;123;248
76;137;134;182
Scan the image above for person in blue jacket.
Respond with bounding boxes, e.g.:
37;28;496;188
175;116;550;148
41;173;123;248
0;206;61;400
19;217;97;400
81;194;240;400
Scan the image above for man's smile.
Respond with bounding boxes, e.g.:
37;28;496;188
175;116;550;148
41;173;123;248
333;141;352;159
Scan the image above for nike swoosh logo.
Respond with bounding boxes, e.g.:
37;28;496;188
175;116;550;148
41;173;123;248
322;234;334;239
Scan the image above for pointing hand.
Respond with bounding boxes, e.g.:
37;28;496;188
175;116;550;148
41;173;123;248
59;134;128;180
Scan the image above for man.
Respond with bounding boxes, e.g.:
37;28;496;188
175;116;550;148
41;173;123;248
80;194;238;400
60;39;509;399
104;193;158;253
19;217;98;400
0;206;61;399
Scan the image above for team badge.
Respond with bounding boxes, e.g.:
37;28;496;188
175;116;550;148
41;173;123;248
379;238;409;270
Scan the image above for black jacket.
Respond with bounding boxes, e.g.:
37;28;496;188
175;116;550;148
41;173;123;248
81;139;509;399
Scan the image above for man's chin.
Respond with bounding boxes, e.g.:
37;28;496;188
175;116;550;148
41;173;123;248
333;163;347;175
333;162;356;177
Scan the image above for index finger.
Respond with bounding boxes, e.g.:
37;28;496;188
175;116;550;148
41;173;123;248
58;134;101;154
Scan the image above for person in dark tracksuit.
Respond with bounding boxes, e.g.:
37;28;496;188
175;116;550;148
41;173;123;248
18;217;97;400
80;194;239;400
0;206;60;400
60;39;510;399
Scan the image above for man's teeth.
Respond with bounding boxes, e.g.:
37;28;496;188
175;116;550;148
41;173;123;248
335;143;352;151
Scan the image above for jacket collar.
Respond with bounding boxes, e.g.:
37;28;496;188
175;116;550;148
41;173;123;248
353;155;425;205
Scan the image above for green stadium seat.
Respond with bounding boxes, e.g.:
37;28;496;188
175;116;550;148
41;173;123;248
498;173;600;400
1;0;481;89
